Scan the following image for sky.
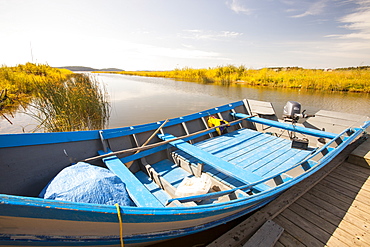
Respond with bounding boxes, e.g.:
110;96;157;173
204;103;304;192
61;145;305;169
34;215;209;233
0;0;369;70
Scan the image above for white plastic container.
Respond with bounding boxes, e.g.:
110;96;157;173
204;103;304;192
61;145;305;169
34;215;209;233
175;174;212;197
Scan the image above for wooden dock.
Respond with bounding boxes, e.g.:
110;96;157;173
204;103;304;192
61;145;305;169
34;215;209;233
208;137;370;247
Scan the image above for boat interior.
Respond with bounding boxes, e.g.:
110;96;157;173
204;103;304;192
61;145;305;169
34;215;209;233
92;99;368;207
1;99;368;208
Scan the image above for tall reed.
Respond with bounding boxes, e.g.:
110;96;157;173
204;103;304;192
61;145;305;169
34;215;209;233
0;63;110;132
29;74;110;132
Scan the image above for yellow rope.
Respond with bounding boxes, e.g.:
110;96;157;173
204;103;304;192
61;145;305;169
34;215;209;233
115;203;124;247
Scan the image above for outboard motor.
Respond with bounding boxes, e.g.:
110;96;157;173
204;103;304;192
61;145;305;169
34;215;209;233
283;101;315;122
282;101;315;150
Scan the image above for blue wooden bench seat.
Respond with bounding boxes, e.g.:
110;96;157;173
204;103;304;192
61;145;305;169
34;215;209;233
98;150;164;207
135;159;195;205
158;133;271;192
134;170;172;206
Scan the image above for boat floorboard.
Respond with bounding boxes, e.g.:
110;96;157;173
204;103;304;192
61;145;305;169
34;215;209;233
174;128;312;188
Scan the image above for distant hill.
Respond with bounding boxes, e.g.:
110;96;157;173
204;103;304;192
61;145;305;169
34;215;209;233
56;66;124;72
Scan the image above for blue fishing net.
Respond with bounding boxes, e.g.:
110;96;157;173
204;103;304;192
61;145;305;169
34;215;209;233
39;162;135;206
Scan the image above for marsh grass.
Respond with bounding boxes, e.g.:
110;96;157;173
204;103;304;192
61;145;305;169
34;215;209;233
101;65;370;93
1;63;110;132
29;74;110;132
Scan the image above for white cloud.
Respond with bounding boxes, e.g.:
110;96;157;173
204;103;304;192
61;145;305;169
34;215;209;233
337;1;370;40
181;29;243;40
290;0;328;18
226;0;252;15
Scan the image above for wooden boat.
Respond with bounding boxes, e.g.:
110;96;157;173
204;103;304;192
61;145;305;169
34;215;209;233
0;99;369;246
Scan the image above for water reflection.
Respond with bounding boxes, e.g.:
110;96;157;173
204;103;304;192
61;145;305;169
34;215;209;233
1;73;369;133
100;74;369;129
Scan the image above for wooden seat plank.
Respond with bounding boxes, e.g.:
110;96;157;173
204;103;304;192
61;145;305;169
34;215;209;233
135;171;171;206
151;159;194;188
98;150;164;207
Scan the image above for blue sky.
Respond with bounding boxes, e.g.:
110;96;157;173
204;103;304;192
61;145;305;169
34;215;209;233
0;0;369;70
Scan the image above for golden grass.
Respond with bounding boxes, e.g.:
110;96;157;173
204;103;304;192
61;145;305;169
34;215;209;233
97;65;370;93
1;63;110;132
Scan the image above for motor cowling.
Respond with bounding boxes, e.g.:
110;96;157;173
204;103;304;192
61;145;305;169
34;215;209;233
283;101;315;122
283;101;301;120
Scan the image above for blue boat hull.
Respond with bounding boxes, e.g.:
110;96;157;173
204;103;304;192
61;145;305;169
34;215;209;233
1;99;369;246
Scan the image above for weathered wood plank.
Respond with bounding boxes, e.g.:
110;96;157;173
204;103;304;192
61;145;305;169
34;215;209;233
288;202;353;246
311;183;370;216
273;213;324;246
296;197;358;246
247;99;277;116
348;138;370;168
277;231;305;247
243;220;283;247
324;175;370;203
279;207;333;245
307;186;370;224
335;162;370;181
296;196;369;246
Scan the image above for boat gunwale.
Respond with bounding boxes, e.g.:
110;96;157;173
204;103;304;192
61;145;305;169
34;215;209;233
1;120;367;221
0;101;245;148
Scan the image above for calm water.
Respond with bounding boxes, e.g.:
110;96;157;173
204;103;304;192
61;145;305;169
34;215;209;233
1;73;369;133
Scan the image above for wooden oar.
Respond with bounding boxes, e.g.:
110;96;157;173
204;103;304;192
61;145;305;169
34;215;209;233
126;119;168;167
82;116;254;163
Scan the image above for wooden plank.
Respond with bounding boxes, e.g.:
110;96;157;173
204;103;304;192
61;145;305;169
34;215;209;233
151;159;193;188
287;202;353;246
302;190;370;234
217;135;273;162
99;151;164;207
273;214;324;246
197;129;263;155
245;142;300;172
335;162;370;181
348;138;370;168
280;207;333;244
206;138;362;247
329;173;370;194
237;139;289;170
243;220;284;247
277;231;305;247
324;175;370;203
296;196;369;246
307;186;370;224
135;171;171;205
261;149;311;177
311;183;370;215
227;137;286;168
247;99;276;116
158;133;270;191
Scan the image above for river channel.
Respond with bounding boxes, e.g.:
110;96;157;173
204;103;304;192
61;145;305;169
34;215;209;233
0;73;369;133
